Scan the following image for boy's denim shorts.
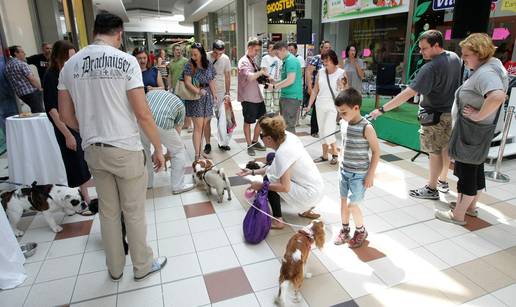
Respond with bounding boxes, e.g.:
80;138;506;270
339;169;366;203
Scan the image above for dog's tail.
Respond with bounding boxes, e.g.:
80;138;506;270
218;168;231;188
275;280;292;307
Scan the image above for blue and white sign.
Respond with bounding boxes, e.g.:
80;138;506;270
433;0;497;11
432;0;455;11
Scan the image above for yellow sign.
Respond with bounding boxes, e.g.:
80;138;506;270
267;0;296;15
502;0;516;12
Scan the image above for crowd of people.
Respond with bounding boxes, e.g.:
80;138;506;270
2;10;512;283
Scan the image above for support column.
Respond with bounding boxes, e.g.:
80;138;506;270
236;0;247;59
207;12;217;45
193;21;201;43
311;0;322;46
146;32;153;51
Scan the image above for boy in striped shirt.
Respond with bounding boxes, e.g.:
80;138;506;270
334;88;380;248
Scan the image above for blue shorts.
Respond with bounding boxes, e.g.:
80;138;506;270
339;169;366;204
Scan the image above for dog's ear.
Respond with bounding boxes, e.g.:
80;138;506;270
312;220;326;250
31;181;38;188
191;161;197;169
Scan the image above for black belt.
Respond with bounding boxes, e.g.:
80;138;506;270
93;142;115;147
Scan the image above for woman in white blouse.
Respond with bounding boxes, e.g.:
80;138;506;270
305;50;347;165
239;115;324;229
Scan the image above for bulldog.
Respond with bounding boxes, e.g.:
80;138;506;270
1;182;85;236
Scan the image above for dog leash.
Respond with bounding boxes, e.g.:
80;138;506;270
246;199;308;228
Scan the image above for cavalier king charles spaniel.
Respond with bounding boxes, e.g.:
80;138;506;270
276;220;325;306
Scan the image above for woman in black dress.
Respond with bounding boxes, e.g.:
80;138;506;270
43;40;93;204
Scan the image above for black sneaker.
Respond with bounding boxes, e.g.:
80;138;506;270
437;180;450;193
204;144;212;155
409;185;439;200
218;144;231;151
252;142;266;151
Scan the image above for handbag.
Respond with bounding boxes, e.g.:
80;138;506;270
174;63;201;100
243;177;272;244
448;95;501;165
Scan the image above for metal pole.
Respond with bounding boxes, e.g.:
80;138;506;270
486;106;514;183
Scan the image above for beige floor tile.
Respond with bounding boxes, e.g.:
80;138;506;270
355;282;453;307
489;202;516;219
299;273;351;307
303;254;329;277
506;246;516;257
416;268;487;305
266;233;293;258
454;258;514;292
482;250;516;280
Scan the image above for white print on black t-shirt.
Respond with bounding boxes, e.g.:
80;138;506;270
74;53;135;80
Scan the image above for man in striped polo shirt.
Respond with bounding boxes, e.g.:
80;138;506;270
143;90;195;194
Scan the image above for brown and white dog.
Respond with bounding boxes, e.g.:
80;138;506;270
192;159;232;203
1;182;84;236
276;220;325;306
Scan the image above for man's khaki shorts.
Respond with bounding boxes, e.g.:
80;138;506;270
419;112;452;154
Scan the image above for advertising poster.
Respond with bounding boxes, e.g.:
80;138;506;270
322;0;409;23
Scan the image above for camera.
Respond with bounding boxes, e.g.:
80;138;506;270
257;75;271;89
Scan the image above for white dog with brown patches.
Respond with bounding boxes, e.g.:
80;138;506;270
1;182;84;236
192;159;232;203
276;220;325;306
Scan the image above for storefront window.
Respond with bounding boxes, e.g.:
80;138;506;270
214;2;238;65
349;13;408;81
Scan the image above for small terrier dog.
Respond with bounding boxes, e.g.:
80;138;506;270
192;159;232;203
276;220;325;306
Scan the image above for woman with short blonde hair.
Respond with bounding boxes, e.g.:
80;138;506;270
436;33;508;225
238;115;324;229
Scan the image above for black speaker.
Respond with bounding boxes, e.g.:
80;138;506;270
296;19;312;44
452;0;491;39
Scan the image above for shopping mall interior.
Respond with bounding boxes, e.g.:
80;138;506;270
0;0;516;306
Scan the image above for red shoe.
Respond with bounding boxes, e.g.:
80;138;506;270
349;229;368;248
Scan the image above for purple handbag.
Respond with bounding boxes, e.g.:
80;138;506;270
243;177;272;244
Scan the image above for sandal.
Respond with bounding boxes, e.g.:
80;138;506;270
79;210;95;216
298;207;321;219
313;156;328;163
435;210;467;226
330;155;338;165
271;219;285;230
449;202;478;217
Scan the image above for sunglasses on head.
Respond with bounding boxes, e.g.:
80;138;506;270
192;42;203;48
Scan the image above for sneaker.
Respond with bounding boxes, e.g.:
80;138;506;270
437;180;450;193
204;144;212;155
348;229;368;248
172;183;195;195
311;133;319;138
109;272;123;282
247;147;256;156
409;185;439;200
134;256;167;282
218;144;231;151
334;228;351;245
252;142;266;151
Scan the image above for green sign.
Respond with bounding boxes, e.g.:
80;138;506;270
322;0;409;23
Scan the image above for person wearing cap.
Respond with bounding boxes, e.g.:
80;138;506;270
206;40;233;152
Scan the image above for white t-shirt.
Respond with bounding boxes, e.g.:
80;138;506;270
260;54;282;81
317;67;346;109
207;51;231;95
296;54;306;68
266;132;324;208
58;44;144;151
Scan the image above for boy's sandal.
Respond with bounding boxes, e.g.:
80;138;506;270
79;210;95;216
313;156;328;163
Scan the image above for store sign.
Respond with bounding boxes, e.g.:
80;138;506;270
322;0;409;23
432;0;455;10
501;0;516;12
433;0;498;10
267;0;296;15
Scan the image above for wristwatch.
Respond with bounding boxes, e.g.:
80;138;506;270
379;106;386;114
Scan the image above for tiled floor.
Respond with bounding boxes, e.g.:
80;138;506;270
2;93;516;307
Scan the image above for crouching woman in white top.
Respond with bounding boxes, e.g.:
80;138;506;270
239;115;324;229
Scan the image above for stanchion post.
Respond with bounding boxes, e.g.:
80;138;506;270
486;106;514;183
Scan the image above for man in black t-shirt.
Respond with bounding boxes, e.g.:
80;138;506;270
370;30;462;200
27;42;52;81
